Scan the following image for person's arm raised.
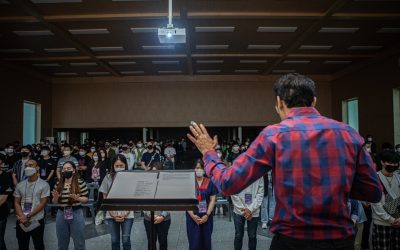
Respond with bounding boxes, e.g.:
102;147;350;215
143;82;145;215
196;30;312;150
188;122;273;196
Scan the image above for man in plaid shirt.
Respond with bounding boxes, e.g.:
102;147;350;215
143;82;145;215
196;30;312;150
188;73;382;250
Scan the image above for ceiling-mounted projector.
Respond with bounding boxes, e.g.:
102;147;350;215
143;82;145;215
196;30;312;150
158;27;186;43
158;0;186;44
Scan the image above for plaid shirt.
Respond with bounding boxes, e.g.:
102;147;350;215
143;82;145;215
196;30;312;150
203;107;382;240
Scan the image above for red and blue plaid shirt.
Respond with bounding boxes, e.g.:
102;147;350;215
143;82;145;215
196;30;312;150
203;107;382;240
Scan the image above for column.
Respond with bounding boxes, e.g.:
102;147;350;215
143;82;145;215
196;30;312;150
238;126;242;144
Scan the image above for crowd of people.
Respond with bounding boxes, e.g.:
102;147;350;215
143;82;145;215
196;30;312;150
0;135;399;250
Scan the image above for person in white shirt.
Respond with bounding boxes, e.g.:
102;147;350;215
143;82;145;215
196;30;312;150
231;178;264;250
371;150;400;250
120;144;135;170
133;141;146;169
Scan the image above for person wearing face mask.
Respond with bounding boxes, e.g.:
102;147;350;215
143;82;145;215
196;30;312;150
56;144;79;181
99;154;134;250
365;135;377;155
12;146;32;186
395;144;400;156
88;146;97;159
0;154;12;250
89;151;107;185
371;151;400;250
120;144;135;171
188;73;382;250
13;159;50;250
134;141;146;169
38;146;57;187
105;142;116;162
186;160;217;250
76;147;92;183
140;142;161;171
52;161;88;250
226;144;241;167
4;143;18;171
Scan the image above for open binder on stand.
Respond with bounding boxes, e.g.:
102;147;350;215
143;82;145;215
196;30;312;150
101;170;198;250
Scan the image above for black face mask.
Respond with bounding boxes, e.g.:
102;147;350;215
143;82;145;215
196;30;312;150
21;152;29;158
122;147;128;151
147;146;153;150
62;171;73;179
385;165;399;173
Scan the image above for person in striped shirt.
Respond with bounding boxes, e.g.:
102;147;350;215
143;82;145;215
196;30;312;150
52;161;88;250
187;73;382;250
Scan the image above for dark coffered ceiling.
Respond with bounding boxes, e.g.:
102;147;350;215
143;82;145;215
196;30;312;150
0;0;399;78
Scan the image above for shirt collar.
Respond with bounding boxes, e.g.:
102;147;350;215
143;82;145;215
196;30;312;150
287;107;320;118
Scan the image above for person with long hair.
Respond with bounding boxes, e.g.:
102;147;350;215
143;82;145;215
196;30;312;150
52;161;88;250
99;154;134;250
89;150;107;185
186;159;217;250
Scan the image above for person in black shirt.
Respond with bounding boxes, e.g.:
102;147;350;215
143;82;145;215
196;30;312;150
0;154;12;250
38;146;57;185
226;144;242;166
76;146;92;183
140;142;161;170
4;143;18;171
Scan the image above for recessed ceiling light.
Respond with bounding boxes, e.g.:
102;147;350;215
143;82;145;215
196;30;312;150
53;72;78;76
318;27;359;33
196;60;224;64
109;61;136;66
130;28;158;33
120;71;145;75
377;28;400;33
87;72;111;76
283;60;311;64
13;30;54;36
257;27;297;32
234;69;259;73
90;46;124;52
323;60;352;64
69;29;110;35
196;45;229;49
32;63;61;67
31;0;82;3
0;49;33;53
158;70;182;74
299;45;333;50
247;45;281;50
142;45;175;50
348;45;383;50
195;27;235;32
70;62;98;66
197;70;221;73
152;60;180;65
240;60;268;64
44;48;78;52
272;69;297;73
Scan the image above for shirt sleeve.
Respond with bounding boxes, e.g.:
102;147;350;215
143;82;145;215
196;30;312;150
13;184;22;198
248;179;264;214
371;195;396;224
79;180;89;198
99;176;110;194
350;138;383;203
203;128;274;196
41;182;51;198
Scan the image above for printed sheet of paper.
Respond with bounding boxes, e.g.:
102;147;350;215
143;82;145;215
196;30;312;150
155;171;196;200
107;172;158;199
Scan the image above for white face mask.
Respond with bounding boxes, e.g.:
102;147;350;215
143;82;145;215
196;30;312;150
195;170;205;177
90;148;96;153
137;144;143;148
366;148;371;153
367;138;373;142
396;148;400;153
114;168;125;172
5;148;14;154
232;146;240;153
41;150;49;156
217;153;222;158
24;167;37;177
93;156;99;161
79;151;86;156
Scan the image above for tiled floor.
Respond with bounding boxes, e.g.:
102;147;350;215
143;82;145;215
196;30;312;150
4;211;273;250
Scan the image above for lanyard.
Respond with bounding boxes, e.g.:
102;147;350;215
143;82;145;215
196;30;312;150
196;179;208;201
24;180;38;204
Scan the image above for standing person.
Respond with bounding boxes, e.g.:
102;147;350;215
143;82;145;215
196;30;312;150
186;160;217;250
13;159;50;250
4;143;18;171
120;144;135;171
226;144;241;167
143;161;171;250
76;147;92;183
133;141;146;170
99;154;134;250
105;142;116;162
261;171;275;230
12;146;32;186
99;148;111;173
0;154;11;250
353;200;367;250
371;151;400;250
56;145;79;180
163;143;176;170
38;146;56;185
140;142;161;171
187;73;382;250
89;151;107;185
231;177;264;250
52;161;89;250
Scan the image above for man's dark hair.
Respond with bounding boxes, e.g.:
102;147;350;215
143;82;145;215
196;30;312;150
382;142;393;151
274;73;316;108
380;150;400;164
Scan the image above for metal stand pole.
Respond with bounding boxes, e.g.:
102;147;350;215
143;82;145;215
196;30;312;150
150;211;156;250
